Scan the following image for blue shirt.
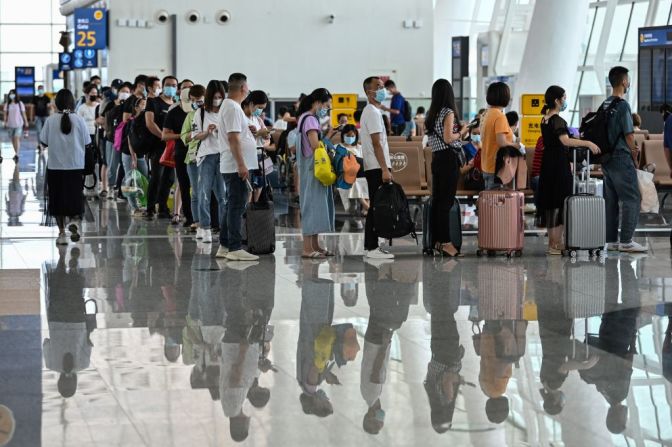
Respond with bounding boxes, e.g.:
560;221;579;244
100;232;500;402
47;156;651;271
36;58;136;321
664;114;672;151
390;93;406;125
603;96;634;156
40;113;90;170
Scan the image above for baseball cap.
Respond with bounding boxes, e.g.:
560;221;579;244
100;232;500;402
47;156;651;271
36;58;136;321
111;79;124;89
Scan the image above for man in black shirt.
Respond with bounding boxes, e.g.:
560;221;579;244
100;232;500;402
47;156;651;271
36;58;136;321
122;75;148;123
144;75;179;220
33;85;51;150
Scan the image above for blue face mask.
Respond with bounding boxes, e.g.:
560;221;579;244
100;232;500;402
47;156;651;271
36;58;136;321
344;135;356;146
471;134;481;143
560;100;568;112
163;86;177;98
191;102;199;111
317;107;329;118
375;88;386;103
252;108;263;117
142;88;148;97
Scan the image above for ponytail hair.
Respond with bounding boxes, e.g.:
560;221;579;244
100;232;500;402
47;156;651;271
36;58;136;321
55;89;76;135
297;88;332;117
542;85;565;114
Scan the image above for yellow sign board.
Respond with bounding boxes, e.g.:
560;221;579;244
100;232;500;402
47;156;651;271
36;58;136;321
521;115;542;148
521;94;545;116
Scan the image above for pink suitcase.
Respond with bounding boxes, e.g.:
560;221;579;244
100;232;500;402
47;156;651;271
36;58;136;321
476;190;525;257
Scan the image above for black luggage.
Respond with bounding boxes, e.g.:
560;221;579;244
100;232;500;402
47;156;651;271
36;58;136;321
422;197;462;256
372;181;417;241
245;150;276;255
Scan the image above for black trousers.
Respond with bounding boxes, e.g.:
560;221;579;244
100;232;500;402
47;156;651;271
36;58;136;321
147;150;175;214
174;144;193;223
364;169;386;250
431;149;459;244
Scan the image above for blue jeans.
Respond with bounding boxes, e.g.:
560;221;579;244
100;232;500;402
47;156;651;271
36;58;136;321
221;173;248;251
186;162;200;224
121;153;148;211
35;116;47;145
106;141;121;188
602;153;641;243
197;154;226;229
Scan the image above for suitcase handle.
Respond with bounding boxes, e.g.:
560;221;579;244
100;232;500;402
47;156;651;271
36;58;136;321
572;148;591;195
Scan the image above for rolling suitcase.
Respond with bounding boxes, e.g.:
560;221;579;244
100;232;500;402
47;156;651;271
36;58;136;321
563;149;605;258
245;151;276;255
422;197;462;256
476;263;526;320
476;189;525;258
563;260;605;319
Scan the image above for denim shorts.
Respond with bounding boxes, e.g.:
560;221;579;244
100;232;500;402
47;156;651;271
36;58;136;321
8;127;22;138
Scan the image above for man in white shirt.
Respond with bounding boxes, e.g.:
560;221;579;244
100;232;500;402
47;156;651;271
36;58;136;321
218;73;259;261
360;76;394;260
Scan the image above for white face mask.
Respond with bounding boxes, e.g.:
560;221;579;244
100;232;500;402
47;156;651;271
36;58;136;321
118;92;131;101
154;87;162;96
213;98;223;107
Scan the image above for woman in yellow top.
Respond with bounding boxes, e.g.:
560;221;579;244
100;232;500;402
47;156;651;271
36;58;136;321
479;82;521;189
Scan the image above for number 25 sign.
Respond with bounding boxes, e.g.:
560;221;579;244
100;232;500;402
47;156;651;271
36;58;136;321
74;8;107;50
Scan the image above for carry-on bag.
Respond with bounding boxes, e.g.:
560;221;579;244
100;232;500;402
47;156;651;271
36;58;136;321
245;150;276;255
563;148;606;258
372;181;417;241
476;189;525;258
423;197;462;256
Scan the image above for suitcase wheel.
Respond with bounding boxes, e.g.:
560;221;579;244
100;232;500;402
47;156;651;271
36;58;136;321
569;250;578;258
476;249;483;257
486;250;496;258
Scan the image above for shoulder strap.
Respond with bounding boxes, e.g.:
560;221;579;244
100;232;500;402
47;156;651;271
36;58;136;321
200;107;205;128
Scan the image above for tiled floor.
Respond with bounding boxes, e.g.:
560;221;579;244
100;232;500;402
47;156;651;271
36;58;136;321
2;132;672;446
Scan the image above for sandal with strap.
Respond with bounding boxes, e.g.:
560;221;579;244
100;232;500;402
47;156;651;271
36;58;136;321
302;251;326;259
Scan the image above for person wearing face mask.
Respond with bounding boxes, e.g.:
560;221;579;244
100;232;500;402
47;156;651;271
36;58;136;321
33;85;52;151
144;75;178;220
536;85;599;255
360;77;394;260
122;75;148;123
218;73;261;261
242;90;273;202
100;81;132;200
192;80;227;244
162;85;195;228
181;85;207;233
77;84;104;190
337;125;369;217
600;67;647;253
295;88;336;259
3;89;29;162
123;96;149;216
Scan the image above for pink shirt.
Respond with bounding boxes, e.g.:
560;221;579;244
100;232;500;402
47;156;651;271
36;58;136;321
298;113;320;157
4;102;26;128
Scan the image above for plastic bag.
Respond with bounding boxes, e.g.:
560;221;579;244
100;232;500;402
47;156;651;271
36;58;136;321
637;169;660;214
121;169;149;208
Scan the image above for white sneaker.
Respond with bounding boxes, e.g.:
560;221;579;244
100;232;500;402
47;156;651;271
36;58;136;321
202;229;212;243
606;243;620;251
216;246;229;258
196;228;204;240
56;234;69;245
619;241;648;253
225;249;260;261
365;247;394;260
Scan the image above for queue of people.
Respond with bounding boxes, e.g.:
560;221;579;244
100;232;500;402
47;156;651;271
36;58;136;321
28;64;651;256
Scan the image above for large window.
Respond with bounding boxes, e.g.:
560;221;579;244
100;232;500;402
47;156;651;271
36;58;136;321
0;0;65;98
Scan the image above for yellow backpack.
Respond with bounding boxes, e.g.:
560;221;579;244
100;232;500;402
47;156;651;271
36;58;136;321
314;141;337;186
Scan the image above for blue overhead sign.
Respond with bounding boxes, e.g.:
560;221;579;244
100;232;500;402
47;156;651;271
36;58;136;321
74;7;107;49
639;27;672;47
59;49;98;71
59;52;73;71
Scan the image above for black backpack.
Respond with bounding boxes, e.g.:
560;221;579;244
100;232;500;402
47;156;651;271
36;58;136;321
579;97;623;164
403;99;412;122
129;111;153;156
372;182;417;241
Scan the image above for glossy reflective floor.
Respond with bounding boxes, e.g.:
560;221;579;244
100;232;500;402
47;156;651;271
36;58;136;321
2;133;672;446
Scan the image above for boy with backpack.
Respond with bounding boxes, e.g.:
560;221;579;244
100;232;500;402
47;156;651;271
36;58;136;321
598;67;647;253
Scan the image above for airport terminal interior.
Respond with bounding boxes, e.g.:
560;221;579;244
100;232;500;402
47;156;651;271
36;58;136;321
3;0;672;446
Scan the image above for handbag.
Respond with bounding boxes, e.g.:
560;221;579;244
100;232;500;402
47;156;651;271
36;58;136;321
637;169;660;213
160;140;176;168
314;141;337;186
83;142;96;175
